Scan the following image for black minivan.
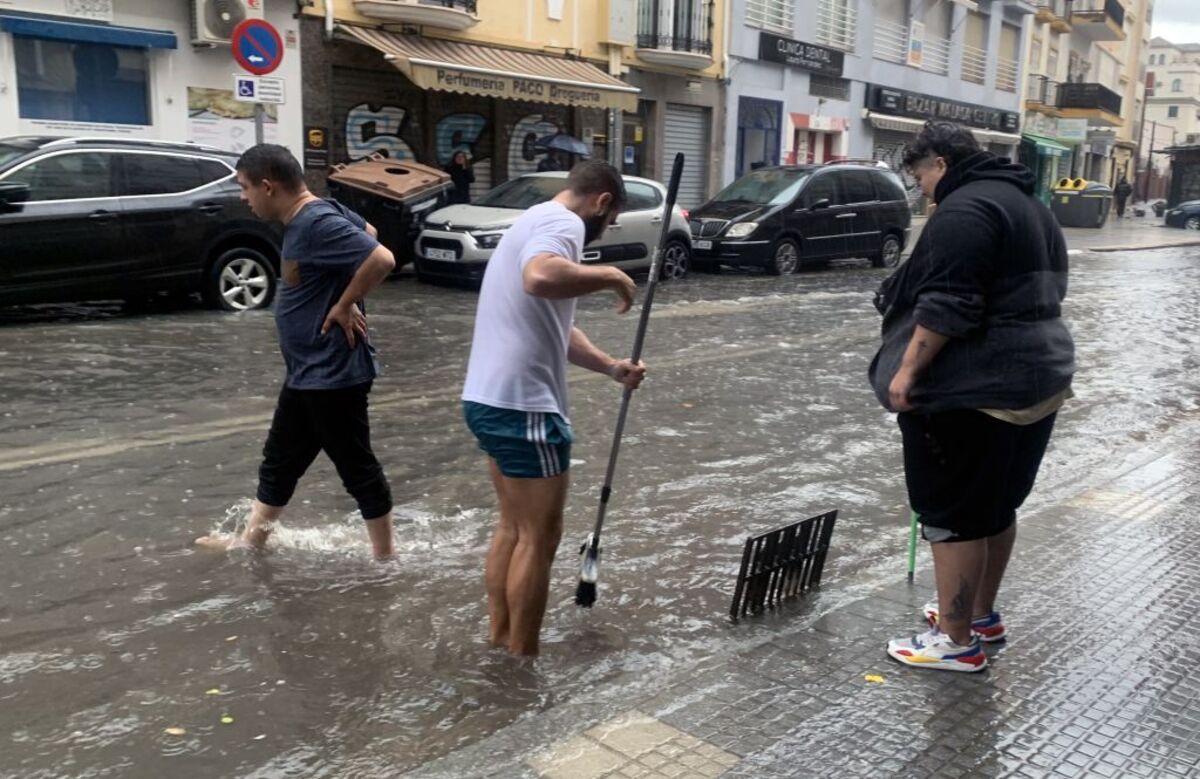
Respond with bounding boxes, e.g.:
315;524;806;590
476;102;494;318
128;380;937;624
688;162;912;274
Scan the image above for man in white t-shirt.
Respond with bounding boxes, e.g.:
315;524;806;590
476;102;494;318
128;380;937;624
463;161;646;656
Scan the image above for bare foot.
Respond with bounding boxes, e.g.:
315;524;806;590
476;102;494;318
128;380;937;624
194;533;250;551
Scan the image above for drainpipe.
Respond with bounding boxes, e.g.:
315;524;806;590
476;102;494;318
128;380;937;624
325;0;335;41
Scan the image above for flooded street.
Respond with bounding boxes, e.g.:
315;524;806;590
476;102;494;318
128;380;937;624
2;244;1199;778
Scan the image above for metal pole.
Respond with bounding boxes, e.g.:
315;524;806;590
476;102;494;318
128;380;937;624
254;103;265;145
1145;120;1156;201
1136;86;1149;199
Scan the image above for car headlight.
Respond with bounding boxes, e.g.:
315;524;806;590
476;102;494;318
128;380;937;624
472;231;506;249
724;222;759;239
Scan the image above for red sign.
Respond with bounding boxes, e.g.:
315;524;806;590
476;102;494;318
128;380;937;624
232;19;283;76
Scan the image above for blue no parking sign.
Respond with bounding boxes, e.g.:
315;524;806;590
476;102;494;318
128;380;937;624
232;19;283;76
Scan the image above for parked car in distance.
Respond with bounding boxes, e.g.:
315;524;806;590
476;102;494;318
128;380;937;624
687;161;912;275
1164;200;1200;230
0;136;281;311
413;172;692;287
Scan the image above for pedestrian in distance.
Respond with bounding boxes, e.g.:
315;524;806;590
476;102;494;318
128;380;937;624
196;144;398;560
446;150;475;205
1115;175;1133;218
870;121;1075;672
537;150;565;172
462;160;646;656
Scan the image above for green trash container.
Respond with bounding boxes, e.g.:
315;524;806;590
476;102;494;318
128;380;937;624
1051;179;1114;228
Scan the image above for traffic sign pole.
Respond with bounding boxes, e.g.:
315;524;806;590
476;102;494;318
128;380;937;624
231;19;284;149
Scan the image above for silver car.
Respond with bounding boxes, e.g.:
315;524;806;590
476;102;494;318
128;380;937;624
414;172;692;287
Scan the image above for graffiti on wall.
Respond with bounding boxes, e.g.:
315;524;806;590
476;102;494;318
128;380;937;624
508;113;562;178
341;103;565;193
345;103;416;161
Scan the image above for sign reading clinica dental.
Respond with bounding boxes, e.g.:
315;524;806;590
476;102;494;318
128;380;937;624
758;32;844;77
867;85;1020;134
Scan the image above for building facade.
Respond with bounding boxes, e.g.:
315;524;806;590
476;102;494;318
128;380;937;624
0;0;305;156
721;0;1031;204
299;0;727;208
1146;38;1200;146
1021;0;1154;203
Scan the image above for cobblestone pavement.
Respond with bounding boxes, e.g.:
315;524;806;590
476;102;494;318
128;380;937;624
410;412;1200;779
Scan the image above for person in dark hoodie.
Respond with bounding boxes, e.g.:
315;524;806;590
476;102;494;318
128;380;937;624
446;150;475;205
870;121;1075;673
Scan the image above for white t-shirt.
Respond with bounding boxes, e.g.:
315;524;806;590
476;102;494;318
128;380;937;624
462;200;584;420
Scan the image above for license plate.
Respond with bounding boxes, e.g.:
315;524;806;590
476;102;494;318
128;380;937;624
694;239;713;250
426;248;456;261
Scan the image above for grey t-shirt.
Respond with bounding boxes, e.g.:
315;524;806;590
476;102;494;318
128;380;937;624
276;199;380;390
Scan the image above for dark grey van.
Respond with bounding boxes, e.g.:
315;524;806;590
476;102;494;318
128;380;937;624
688;161;913;274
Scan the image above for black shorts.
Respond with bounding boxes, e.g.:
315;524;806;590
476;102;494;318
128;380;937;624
256;381;393;520
898;410;1056;542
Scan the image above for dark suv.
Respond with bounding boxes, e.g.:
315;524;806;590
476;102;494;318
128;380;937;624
688;162;912;275
0;136;281;310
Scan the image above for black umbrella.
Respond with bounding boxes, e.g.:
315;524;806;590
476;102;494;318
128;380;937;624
534;133;591;158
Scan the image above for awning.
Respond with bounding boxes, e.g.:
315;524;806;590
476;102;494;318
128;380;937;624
339;25;638;112
0;14;177;49
865;111;1021;146
1023;134;1071;158
864;111;926;135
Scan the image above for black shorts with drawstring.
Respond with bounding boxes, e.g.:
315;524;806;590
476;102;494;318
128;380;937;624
256;381;393;520
898;410;1056;542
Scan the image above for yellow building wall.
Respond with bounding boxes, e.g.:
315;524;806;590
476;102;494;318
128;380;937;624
305;0;726;80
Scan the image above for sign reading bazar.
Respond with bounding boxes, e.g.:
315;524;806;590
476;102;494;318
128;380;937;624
867;85;1020;134
757;33;844;77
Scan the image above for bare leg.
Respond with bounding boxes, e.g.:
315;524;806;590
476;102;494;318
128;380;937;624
932;538;987;645
195;499;283;551
485;459;518;647
364;512;394;560
498;470;569;656
974;524;1016;617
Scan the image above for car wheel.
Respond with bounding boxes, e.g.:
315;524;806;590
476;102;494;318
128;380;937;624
765;238;799;275
1186;216;1200;231
872;234;903;268
660;239;690;281
205;248;276;311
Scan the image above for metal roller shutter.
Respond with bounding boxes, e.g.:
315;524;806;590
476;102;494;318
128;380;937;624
663;104;710;209
872;129;922;211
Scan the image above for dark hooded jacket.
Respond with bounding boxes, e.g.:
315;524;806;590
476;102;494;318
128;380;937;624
868;152;1075;413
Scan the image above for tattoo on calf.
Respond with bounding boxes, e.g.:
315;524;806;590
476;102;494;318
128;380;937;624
947;576;973;624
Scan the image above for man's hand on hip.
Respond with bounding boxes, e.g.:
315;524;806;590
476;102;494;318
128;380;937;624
322;301;368;348
608;359;646;390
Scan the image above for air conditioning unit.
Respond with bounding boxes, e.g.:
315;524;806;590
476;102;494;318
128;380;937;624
191;0;265;47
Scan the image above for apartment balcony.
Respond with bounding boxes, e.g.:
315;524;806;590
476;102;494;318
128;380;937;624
636;0;713;70
1026;74;1063;114
1070;0;1125;41
1057;81;1124;126
353;0;479;30
1035;0;1073;32
962;44;987;85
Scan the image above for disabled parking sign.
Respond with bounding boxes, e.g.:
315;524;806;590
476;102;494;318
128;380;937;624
232;19;283;76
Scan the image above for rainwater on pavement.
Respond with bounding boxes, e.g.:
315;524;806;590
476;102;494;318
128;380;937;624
1;243;1198;777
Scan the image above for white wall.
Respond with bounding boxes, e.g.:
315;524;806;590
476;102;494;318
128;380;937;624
0;0;303;158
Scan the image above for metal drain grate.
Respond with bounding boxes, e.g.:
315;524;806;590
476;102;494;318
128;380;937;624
730;510;837;621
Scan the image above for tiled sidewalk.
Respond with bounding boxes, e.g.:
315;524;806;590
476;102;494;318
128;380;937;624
411;414;1200;779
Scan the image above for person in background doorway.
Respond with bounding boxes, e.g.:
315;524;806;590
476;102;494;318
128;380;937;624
537;150;565;172
446;150;475;205
1114;176;1133;218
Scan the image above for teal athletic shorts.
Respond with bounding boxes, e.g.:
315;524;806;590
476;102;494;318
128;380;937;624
463;401;574;479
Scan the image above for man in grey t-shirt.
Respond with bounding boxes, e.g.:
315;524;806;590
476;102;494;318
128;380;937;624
196;145;398;559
